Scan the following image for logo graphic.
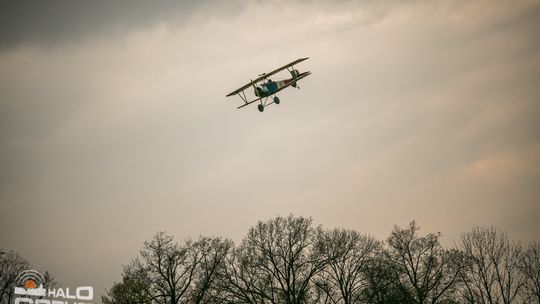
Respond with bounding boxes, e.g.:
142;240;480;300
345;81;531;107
14;270;46;297
13;270;94;304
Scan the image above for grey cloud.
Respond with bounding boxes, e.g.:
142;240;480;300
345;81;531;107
0;1;217;50
0;0;399;50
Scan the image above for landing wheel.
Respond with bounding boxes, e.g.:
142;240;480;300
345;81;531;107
274;96;280;105
258;104;264;112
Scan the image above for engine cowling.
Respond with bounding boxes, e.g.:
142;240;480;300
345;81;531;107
254;86;268;97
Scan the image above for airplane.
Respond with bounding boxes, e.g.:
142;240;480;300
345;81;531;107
226;58;311;112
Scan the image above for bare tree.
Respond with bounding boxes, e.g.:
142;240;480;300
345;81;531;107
190;237;233;304
217;246;274;304
385;221;463;304
135;232;231;304
519;241;540;303
313;228;380;304
102;259;152;304
141;232;194;304
363;252;407;304
220;215;327;304
457;227;525;304
0;249;57;304
0;250;29;304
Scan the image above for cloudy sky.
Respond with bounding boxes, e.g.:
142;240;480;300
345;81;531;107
1;0;539;299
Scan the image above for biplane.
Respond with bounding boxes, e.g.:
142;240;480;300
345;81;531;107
226;58;311;112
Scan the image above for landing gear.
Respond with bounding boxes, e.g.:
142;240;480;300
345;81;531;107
258;104;264;112
274;96;280;105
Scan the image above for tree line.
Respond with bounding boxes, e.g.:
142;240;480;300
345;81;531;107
101;215;540;304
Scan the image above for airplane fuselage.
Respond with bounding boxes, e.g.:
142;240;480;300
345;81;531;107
254;78;296;97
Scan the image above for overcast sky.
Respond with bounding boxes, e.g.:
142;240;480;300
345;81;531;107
1;0;539;299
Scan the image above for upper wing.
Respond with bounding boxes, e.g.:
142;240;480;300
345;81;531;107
226;57;309;97
260;57;309;82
